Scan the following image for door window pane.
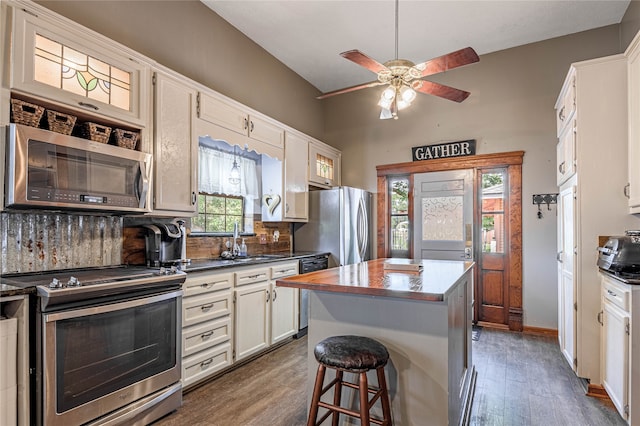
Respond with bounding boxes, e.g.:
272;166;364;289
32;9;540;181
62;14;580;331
481;172;506;253
389;177;409;257
422;196;463;241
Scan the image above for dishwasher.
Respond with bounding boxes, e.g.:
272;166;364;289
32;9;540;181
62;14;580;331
295;254;329;337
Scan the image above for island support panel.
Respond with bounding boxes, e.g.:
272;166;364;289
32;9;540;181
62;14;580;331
306;269;476;425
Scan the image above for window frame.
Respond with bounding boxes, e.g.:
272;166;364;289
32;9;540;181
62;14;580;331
388;175;410;258
191;192;245;236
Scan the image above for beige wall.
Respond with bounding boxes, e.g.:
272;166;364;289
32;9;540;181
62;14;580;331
30;1;636;329
34;0;324;140
323;25;622;329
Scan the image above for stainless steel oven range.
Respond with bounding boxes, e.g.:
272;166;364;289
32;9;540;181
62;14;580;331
24;266;186;426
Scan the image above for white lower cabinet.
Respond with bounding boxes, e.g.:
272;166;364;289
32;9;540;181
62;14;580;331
234;281;271;361
600;274;640;425
181;271;233;389
269;262;299;344
233;261;300;361
181;261;301;385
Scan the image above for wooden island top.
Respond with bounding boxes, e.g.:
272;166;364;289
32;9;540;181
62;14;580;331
276;258;474;302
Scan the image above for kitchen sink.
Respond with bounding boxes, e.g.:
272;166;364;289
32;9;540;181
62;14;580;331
232;254;287;262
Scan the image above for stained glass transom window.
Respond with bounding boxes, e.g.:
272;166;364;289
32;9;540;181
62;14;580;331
316;153;334;180
34;34;131;111
421;196;464;241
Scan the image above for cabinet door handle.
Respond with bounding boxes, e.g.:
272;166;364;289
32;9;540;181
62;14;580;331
557;251;563;262
266;290;270;302
243;117;249;131
558;106;565;121
558;161;565;174
597;310;603;326
624;183;630;199
192;192;197;205
78;101;99;111
250;120;254;133
201;303;214;312
273;288;277;302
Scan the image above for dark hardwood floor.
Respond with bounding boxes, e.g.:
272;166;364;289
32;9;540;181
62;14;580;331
155;328;624;425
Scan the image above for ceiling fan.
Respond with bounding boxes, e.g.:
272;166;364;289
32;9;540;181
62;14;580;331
317;0;479;120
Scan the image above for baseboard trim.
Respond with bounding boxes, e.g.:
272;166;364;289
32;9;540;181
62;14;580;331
477;321;509;330
522;326;558;337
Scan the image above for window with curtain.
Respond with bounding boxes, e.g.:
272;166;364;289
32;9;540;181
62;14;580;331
192;144;259;234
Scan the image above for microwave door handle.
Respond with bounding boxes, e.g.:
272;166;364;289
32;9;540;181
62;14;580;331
137;159;150;209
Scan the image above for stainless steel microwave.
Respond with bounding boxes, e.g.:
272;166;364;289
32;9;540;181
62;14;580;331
5;123;151;213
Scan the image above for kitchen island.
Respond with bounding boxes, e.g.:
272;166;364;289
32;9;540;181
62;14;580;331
277;258;476;425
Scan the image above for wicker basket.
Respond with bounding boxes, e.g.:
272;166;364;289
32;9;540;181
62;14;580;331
46;110;76;135
10;99;44;127
113;129;139;150
81;122;112;144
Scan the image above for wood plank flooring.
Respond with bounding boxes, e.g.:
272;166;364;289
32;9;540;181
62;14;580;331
154;328;624;425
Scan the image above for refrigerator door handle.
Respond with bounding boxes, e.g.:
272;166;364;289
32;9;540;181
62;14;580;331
357;196;368;261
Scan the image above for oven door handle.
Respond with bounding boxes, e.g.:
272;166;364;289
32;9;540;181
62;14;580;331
44;290;183;322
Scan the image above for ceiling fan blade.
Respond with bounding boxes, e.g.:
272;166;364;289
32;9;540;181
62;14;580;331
415;81;471;103
316;80;386;100
415;47;479;78
340;50;389;74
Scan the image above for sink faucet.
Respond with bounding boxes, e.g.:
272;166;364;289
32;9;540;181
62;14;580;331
232;222;240;256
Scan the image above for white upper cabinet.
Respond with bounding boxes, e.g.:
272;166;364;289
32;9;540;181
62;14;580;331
627;31;640;213
153;71;197;215
283;132;309;221
197;92;284;157
308;139;341;188
10;6;150;127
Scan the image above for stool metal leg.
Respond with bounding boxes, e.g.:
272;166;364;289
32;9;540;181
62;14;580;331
308;364;326;426
376;366;392;425
331;370;343;426
359;372;370;426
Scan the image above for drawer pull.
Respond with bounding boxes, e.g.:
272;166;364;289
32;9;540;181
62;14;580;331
201;330;214;340
277;268;296;275
247;274;266;280
558;106;565;121
200;358;213;369
201;303;214;311
201;283;212;288
607;289;617;298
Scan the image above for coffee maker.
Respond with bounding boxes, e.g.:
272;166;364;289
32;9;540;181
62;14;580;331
143;220;188;267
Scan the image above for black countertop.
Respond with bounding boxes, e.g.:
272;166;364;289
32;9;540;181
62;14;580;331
0;252;329;297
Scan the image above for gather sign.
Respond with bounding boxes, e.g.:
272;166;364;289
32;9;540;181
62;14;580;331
411;139;476;162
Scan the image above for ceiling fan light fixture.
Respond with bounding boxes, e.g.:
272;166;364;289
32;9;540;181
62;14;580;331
399;85;416;103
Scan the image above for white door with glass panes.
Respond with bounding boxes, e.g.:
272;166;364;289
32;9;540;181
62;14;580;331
413;170;473;260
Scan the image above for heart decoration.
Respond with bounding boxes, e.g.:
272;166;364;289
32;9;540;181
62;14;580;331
262;194;281;216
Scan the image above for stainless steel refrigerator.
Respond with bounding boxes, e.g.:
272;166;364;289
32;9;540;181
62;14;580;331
294;186;373;268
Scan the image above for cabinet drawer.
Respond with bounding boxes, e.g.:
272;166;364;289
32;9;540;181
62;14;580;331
183;272;233;297
602;279;630;312
182;316;231;358
235;267;269;286
183;291;232;327
182;342;232;389
270;262;299;279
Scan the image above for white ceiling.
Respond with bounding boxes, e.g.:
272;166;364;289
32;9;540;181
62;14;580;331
202;1;631;95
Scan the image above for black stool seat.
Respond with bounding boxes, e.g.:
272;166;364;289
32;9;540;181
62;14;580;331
314;335;389;372
308;335;393;425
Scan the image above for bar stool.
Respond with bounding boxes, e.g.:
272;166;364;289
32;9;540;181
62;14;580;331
308;335;392;426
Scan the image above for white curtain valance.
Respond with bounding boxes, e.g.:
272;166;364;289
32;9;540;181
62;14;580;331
198;145;259;199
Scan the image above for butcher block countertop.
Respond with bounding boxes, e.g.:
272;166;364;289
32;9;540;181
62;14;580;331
276;258;474;302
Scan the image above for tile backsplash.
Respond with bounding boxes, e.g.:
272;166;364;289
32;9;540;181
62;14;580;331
1;212;123;274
